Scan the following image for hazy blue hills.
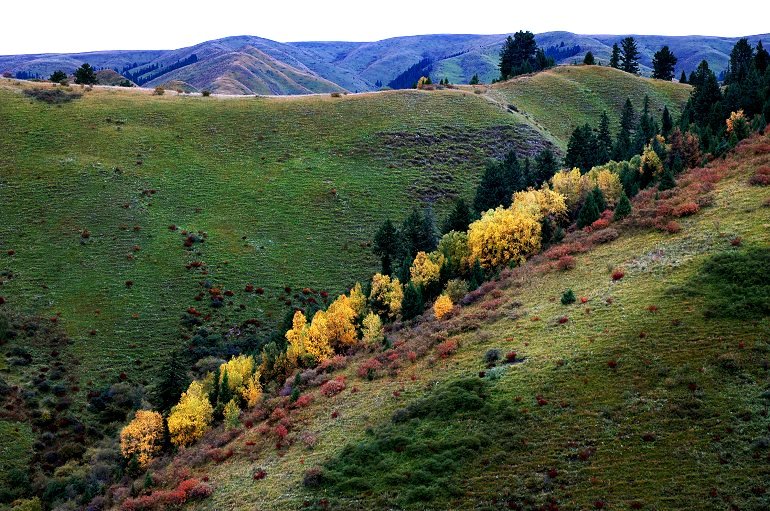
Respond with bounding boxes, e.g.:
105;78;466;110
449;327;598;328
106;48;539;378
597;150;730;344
2;31;767;94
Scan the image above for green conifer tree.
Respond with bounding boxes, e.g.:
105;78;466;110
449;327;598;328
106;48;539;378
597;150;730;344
613;191;632;221
577;192;601;228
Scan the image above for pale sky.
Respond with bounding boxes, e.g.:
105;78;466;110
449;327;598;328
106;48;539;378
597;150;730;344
2;0;765;55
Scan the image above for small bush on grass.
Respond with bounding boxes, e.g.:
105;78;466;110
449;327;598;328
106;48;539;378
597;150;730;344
24;88;82;104
561;289;576;305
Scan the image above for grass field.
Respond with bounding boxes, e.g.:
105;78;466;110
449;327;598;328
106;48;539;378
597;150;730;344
0;81;552;389
189;132;770;510
487;66;692;147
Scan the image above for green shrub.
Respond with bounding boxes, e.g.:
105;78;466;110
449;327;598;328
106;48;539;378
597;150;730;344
561;289;576;305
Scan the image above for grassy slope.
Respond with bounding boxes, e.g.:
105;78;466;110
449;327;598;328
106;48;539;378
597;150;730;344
487;66;692;148
194;135;770;510
0;80;550;389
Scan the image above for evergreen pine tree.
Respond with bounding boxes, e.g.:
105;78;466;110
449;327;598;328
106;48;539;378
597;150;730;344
469;73;480;85
219;370;233;407
576;192;601;228
49;70;67;82
679;70;687;84
609;43;621;68
401;283;424;320
74;63;97;84
523;157;532;188
210;366;221;407
397;255;412;284
400;208;424;259
661;106;673;137
652;46;677;81
597;111;613;164
565;124;598;173
613;191;632;221
155;352;188;413
373;219;400;275
442;198;472;234
583;52;596;65
591;186;607;213
533;148;558;185
468;259;485;290
755;41;769;75
474;161;508;213
420;207;438;252
658;166;676;191
620;37;640;74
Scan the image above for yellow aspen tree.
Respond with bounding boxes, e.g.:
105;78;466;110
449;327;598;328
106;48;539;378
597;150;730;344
285;310;310;365
433;294;454;319
223;399;240;429
120;410;164;467
219;354;256;393
369;273;404;319
410;251;442;288
348;282;368;319
512;187;567;220
241;372;262;408
307;310;335;361
167;381;213;446
324;294;358;348
550;168;586;211
361;311;384;346
467;206;541;268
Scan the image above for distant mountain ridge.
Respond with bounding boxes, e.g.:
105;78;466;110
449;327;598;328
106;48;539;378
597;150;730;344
1;31;767;95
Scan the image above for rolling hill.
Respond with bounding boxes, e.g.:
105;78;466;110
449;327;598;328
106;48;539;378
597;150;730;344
2;31;767;95
1;64;761;511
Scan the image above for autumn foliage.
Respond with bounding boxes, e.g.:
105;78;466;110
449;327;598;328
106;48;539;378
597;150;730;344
168;381;214;446
120;410;164;467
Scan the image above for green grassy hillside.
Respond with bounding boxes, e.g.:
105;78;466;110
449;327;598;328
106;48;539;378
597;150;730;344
487;65;692;147
186;130;770;511
0;80;554;390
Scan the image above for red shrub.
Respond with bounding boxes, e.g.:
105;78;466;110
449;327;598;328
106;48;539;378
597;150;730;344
607;360;618;369
611;270;625;281
435;339;459;358
293;394;313;408
730;236;742;246
256;287;264;294
557;316;569;324
407;351;417;362
320;376;346;397
188;482;213;499
672;202;699;217
253;469;267;480
750;166;770;186
207;448;233;463
356;357;383;379
557;255;576;271
588;228;619;245
7;249;15;256
274;424;288;440
506;352;517;363
536;395;548;406
270;407;288;422
317;355;347;373
664;221;681;233
580;296;588;304
176;478;200;495
590;218;610;230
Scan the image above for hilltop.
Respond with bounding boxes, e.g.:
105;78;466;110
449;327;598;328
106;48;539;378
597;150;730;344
1;31;767;94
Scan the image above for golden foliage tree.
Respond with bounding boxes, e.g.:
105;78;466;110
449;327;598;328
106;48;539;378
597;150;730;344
585;167;623;206
550;168;585;211
410;251;443;288
512;187;567;220
319;294;358;349
433;294;454;319
219;354;255;393
348;282;367;319
241;372;262;408
437;230;470;273
640;144;664;181
223;399;240;429
285;310;310;366
467;206;542;268
167;381;213;447
120;410;164;467
369;273;404;319
361;311;384;346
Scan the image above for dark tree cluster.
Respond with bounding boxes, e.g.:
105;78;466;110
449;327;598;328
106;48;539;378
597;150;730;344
473;148;559;213
123;54;198;85
499;31;555;80
388;58;433;90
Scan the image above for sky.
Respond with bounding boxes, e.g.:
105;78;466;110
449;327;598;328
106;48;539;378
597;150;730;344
2;0;766;55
